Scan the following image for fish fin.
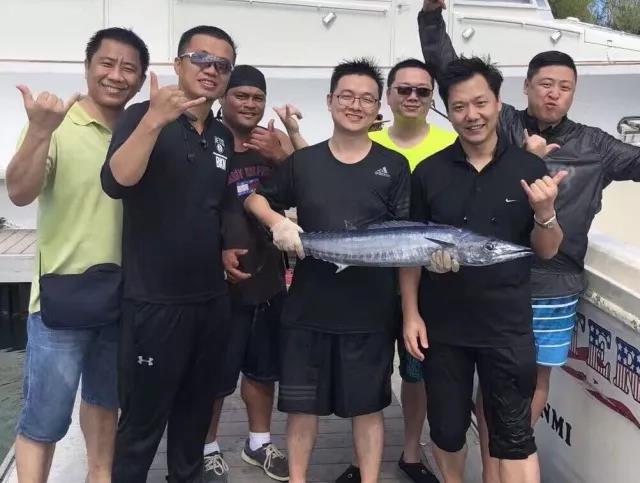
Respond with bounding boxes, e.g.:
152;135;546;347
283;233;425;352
366;220;428;230
424;236;456;248
334;263;350;273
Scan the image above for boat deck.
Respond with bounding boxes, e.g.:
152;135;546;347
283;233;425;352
2;369;483;482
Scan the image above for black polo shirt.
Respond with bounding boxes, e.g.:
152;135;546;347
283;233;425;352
411;137;548;347
101;101;234;304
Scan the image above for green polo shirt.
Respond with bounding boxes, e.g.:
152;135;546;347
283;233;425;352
19;102;122;313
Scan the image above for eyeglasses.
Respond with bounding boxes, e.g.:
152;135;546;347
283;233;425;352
393;86;433;99
179;52;233;75
333;92;379;110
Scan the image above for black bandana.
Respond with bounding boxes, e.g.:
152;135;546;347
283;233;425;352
226;65;266;94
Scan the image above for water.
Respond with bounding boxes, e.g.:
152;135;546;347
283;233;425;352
0;284;29;463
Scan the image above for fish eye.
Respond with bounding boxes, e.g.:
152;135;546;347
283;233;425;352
484;242;496;251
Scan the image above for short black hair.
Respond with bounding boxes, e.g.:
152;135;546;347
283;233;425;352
527;50;577;80
387;58;437;88
330;58;384;98
438;56;503;109
177;25;237;61
85;27;150;75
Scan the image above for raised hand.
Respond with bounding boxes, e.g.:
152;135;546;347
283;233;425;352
245;120;288;162
17;85;80;134
520;170;568;221
146;72;206;128
422;0;447;12
273;104;303;135
523;129;561;158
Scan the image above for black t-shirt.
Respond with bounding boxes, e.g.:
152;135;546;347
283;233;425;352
258;141;410;334
411;138;548;347
101;101;234;303
221;150;286;306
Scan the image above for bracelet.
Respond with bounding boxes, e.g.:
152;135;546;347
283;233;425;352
534;211;557;227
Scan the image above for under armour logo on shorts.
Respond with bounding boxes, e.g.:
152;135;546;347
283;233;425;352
137;356;154;366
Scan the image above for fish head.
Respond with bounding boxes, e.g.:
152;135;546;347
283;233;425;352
456;234;533;266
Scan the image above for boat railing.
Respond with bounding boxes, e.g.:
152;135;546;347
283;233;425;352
618;116;640;146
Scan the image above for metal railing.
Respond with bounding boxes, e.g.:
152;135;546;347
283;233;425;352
618;116;640;146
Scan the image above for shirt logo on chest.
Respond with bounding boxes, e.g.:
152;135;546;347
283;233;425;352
214;136;226;154
215;155;227;170
505;198;518;203
374;166;390;178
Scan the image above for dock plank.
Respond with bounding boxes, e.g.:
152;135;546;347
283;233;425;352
0;230;15;244
149;388;421;482
0;229;37;283
0;231;29;254
5;231;36;255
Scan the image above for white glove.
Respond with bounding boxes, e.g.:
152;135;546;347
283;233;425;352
271;218;305;259
426;249;460;273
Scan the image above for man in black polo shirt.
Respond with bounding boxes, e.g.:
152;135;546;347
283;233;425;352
101;25;236;483
202;65;293;483
245;59;410;483
401;57;565;483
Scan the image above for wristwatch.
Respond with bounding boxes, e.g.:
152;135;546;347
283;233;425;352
534;211;557;229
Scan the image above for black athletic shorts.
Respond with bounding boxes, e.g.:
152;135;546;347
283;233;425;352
278;327;394;418
423;339;537;460
215;291;285;398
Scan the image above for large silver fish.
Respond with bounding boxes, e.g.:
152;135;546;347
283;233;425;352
299;221;533;272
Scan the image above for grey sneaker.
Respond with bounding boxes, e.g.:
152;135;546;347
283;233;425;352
203;451;230;482
241;439;289;481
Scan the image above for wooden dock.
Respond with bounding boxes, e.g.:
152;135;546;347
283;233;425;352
0;229;36;283
149;389;422;483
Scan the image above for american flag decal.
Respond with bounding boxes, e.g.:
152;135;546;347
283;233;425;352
588;320;612;381
614;337;640;403
570;312;587;358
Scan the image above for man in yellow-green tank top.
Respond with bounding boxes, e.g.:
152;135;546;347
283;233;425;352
339;59;455;483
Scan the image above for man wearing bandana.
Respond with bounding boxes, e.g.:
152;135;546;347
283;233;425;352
203;65;293;483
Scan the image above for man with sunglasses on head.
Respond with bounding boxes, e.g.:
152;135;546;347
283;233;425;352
245;58;410;483
101;25;236;483
337;58;455;483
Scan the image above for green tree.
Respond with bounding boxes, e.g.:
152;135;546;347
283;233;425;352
609;0;640;34
549;0;595;22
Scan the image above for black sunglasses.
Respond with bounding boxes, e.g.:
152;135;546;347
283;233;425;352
179;52;233;75
393;86;433;98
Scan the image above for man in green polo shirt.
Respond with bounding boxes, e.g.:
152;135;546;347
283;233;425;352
6;28;148;483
